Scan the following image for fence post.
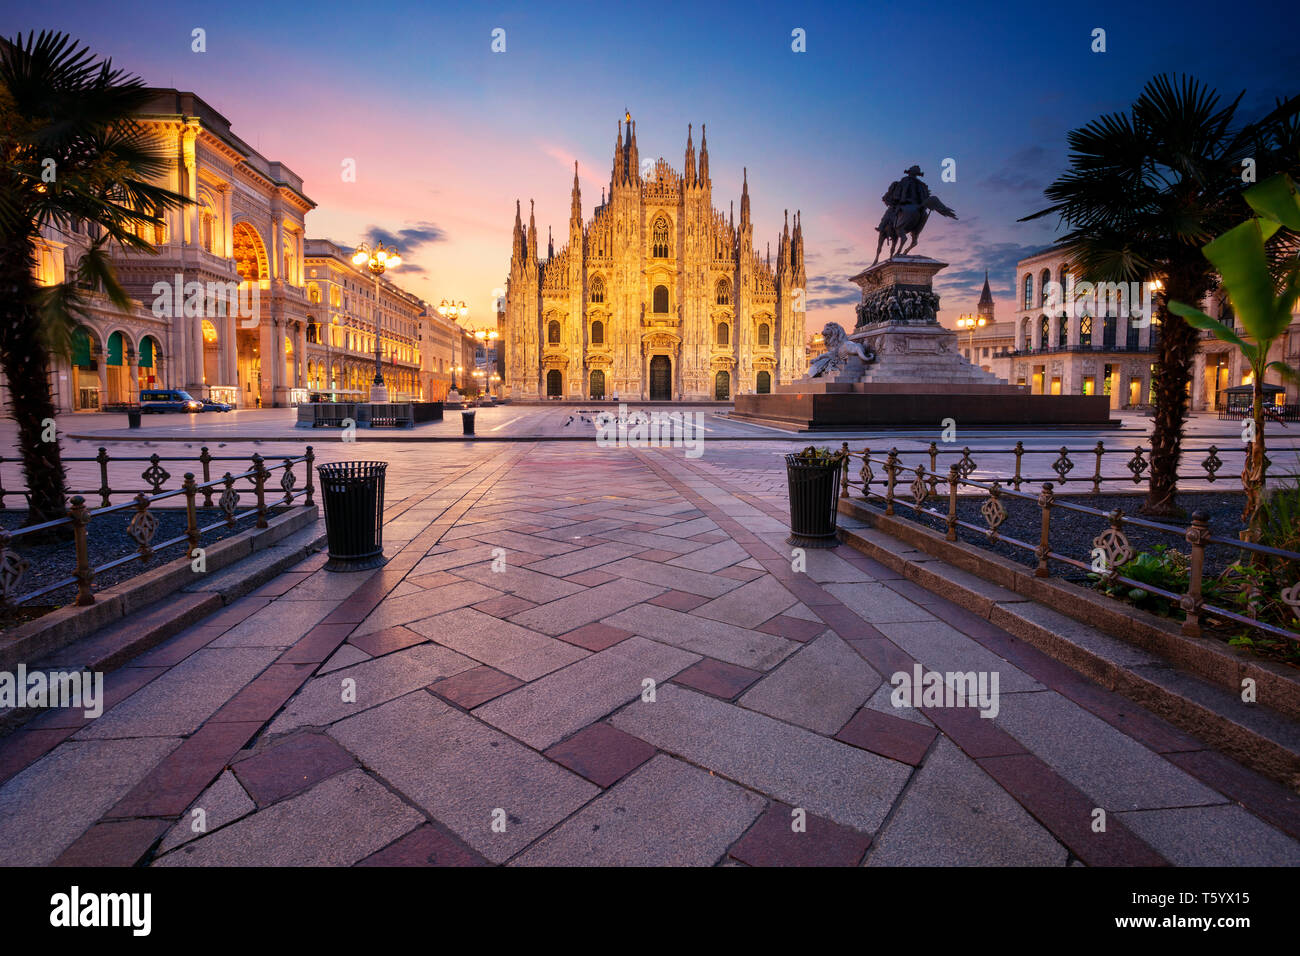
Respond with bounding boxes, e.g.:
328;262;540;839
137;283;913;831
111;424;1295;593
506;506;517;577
1092;441;1104;494
840;442;850;498
70;495;94;605
252;454;268;529
946;464;959;541
885;447;899;516
200;446;214;507
1181;510;1209;638
305;446;315;508
1035;482;1054;578
96;447;111;508
1013;441;1025;491
183;472;200;556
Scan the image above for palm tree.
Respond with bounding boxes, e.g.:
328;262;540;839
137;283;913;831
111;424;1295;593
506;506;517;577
1022;74;1300;517
0;31;189;526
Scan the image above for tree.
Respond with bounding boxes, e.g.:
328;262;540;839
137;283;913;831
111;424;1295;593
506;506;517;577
0;31;189;525
1022;74;1300;516
1170;172;1300;540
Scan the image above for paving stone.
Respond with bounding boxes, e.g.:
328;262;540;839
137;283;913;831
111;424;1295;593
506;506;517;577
601;528;710;555
76;647;281;739
992;690;1227;811
648;516;721;539
544;722;658;787
411;546;525;574
603;603;796;671
209;600;339;648
694;576;798;628
522;541;647;577
233;732;358;807
267;643;477;733
352;580;503;637
555;622;634;652
1166;750;1300;842
474;636;700;749
0;737;181;865
125;624;225;669
514;754;764;866
54;818;170;867
603;556;740;598
278;568;375;602
610;685;912;832
823;583;937;624
729;802;872;867
863;682;932;726
158;770;256;853
563;570;618;586
429;666;525;709
107;719;261;818
1115;805;1300;866
648;590;711;612
795;549;875;583
782;602;824;622
348;625;427;658
739;632;882;735
476;529;582;557
452;561;584;604
328;692;597;863
667;540;750;572
871;619;1044;695
155;770;422;867
471;594;538;618
408;607;587;680
835;707;938;765
356;823;489;867
866;738;1069;866
671;658;764;700
715;565;766;582
756;614;828;643
509;579;665;636
319;644;371;674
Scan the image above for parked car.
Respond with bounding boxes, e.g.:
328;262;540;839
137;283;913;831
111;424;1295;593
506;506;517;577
139;389;203;413
200;399;234;412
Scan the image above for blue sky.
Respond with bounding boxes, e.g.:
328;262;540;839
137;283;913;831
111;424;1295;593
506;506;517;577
6;0;1298;330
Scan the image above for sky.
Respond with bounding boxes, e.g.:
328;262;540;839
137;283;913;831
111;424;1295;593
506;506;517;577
6;0;1299;333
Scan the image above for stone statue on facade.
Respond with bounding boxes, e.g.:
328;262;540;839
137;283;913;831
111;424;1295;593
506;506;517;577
808;322;875;378
873;165;958;264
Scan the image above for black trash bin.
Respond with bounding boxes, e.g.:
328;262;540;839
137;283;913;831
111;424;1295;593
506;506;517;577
785;450;844;549
317;461;388;571
127;410;142;429
461;410;476;435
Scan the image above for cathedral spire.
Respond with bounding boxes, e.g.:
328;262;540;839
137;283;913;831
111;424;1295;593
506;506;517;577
684;123;696;187
570;161;582;226
527;199;537;261
614;119;623;186
740;167;750;229
512;198;523;261
794;210;806;284
629;119;639;183
698;123;709;184
547;226;553;260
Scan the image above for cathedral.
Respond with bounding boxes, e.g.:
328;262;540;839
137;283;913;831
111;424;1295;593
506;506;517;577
501;113;808;401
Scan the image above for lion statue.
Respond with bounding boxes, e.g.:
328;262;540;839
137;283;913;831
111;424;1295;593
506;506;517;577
809;322;875;378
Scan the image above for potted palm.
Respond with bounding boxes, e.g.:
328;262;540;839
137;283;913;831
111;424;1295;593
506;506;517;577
785;445;846;548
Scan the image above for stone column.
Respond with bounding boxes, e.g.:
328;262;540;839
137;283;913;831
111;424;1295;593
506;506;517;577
1191;350;1207;411
127;348;139;404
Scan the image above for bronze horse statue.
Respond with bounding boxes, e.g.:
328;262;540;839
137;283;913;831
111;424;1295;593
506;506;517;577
873;194;958;263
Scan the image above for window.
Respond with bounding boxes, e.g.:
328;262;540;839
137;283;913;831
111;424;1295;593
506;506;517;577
758;323;770;346
653;285;669;314
1080;315;1093;347
717;323;729;346
1023;273;1033;310
548;320;561;344
591;320;604;345
308;283;322;304
652;216;670;258
716;278;731;305
1039;269;1051;305
1039;314;1049;348
590;276;605;304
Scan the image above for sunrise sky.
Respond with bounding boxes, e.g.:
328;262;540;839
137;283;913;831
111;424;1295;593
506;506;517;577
8;0;1297;332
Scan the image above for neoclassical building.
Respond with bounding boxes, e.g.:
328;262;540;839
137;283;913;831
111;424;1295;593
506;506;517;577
500;114;808;401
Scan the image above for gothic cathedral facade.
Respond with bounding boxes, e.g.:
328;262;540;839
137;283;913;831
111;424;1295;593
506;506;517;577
501;114;808;402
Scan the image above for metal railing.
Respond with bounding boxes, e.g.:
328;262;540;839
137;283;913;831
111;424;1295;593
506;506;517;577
0;448;315;610
835;444;1300;645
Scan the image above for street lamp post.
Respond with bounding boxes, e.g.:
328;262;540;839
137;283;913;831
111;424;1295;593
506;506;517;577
955;314;986;364
353;242;402;403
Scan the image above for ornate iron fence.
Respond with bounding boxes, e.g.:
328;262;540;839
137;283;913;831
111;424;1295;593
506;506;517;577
0;448;315;611
836;444;1300;645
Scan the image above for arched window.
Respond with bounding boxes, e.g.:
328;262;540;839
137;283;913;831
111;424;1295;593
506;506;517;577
716;323;729;346
716;278;731;305
590;276;605;304
591;320;604;345
548;320;561;344
1039;314;1050;348
1039;269;1052;306
653;285;669;313
308;283;321;304
714;370;730;400
758;323;770;346
1023;273;1034;310
652;216;670;258
757;371;771;393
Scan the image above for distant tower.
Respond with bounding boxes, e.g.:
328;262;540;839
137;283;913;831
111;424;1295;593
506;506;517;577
978;270;995;323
